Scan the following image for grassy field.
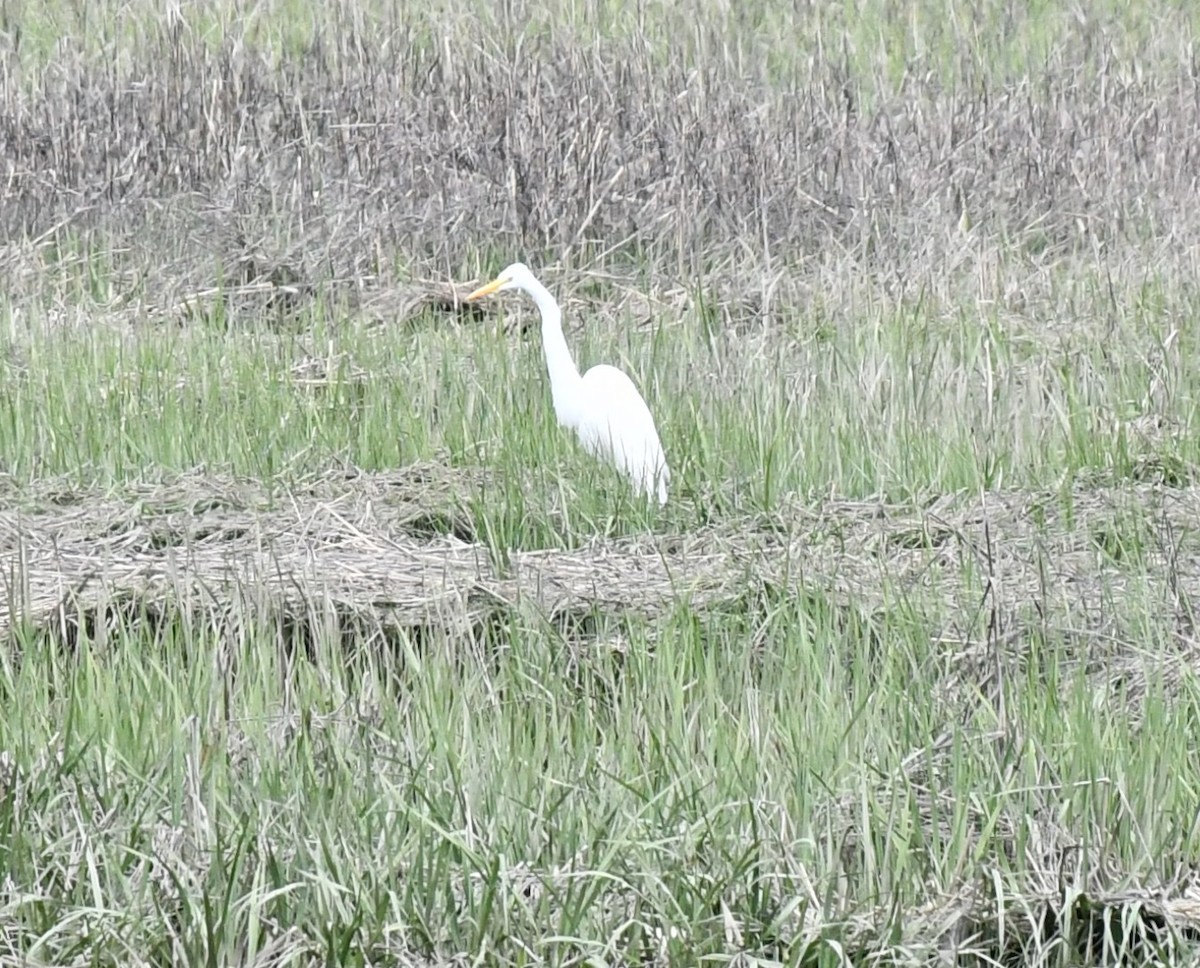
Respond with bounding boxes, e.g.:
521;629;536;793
3;0;1200;964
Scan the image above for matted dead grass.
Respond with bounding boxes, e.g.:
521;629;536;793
4;465;1200;696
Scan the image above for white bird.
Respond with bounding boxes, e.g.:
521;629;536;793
466;262;670;506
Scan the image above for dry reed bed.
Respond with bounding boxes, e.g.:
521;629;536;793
2;16;1200;321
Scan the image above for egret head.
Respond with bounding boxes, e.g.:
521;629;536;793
466;262;536;301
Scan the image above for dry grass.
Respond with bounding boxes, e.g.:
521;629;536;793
3;0;1200;329
3;461;1200;648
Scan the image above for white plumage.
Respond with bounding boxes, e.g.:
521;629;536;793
466;262;670;505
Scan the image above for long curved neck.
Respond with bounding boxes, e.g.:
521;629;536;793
525;276;583;425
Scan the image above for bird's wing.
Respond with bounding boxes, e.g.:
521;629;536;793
579;364;670;495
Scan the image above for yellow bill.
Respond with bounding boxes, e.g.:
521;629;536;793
466;275;508;301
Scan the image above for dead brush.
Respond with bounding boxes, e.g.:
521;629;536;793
1;6;1198;323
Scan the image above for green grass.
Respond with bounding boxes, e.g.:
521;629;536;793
3;264;1197;512
4;572;1197;964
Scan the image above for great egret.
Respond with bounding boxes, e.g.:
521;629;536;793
466;262;670;506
